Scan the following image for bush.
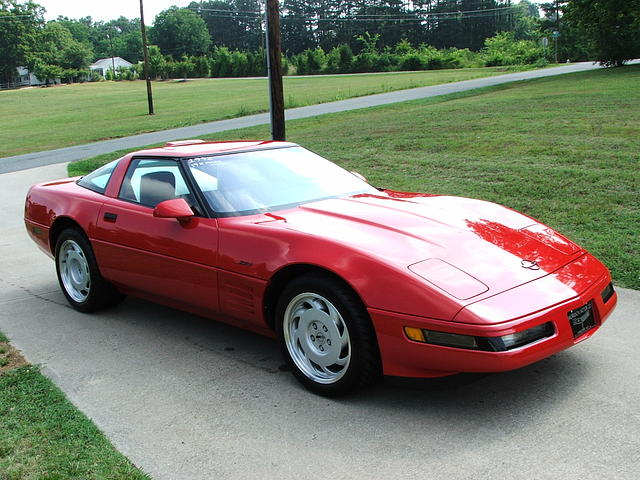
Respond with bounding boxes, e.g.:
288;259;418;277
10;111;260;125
210;47;232;77
192;56;209;77
324;44;354;74
295;48;325;75
209;47;266;78
482;32;546;66
230;51;249;77
88;69;103;82
351;51;379;73
399;53;426;71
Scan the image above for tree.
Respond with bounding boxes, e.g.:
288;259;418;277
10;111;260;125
0;0;43;84
150;7;211;58
147;45;167;79
189;1;263;50
512;1;541;41
30;21;93;83
563;0;640;66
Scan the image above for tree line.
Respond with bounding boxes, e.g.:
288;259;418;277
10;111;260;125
1;0;638;85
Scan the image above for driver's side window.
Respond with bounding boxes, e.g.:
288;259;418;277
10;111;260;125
119;158;194;209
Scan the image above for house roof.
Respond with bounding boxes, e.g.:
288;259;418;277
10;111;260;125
90;57;133;69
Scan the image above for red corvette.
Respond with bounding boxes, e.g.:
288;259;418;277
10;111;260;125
24;140;617;396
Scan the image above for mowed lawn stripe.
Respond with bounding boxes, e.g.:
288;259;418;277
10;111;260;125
1;67;513;157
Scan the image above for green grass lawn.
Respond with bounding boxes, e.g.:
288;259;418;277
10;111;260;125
0;332;150;480
71;65;640;289
1;67;521;157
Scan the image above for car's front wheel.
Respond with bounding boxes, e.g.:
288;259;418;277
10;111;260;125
276;273;380;396
55;228;124;312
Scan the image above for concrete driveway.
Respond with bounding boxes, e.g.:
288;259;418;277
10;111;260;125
1;164;638;480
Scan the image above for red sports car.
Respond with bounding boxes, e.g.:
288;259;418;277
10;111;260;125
24;140;617;396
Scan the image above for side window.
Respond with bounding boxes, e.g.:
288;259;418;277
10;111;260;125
77;159;119;194
119;158;193;208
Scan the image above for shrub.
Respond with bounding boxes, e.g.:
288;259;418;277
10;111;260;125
482;32;546;66
351;51;379;73
399;53;426;71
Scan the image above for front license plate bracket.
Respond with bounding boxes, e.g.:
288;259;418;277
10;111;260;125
568;301;596;338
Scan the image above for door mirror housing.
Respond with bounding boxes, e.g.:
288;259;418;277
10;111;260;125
153;198;194;224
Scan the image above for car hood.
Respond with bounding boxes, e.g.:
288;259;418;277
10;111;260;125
273;192;582;302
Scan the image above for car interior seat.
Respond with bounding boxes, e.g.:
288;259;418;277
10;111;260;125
139;171;177;207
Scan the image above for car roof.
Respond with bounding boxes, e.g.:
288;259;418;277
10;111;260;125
132;140;298;158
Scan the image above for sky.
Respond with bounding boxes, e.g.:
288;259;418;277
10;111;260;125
38;0;547;23
38;0;195;23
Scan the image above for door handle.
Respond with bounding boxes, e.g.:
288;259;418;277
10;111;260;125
103;212;118;223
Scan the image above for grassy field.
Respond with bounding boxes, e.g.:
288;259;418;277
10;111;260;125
0;331;150;479
1;67;524;157
71;65;640;289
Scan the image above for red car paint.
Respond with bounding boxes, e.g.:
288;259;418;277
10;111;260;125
24;141;617;378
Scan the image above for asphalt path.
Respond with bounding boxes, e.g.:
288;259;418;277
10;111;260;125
1;164;639;480
0;62;607;174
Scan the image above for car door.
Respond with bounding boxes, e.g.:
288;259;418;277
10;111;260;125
91;157;220;313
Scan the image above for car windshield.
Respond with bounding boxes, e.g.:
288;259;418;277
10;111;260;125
186;146;377;216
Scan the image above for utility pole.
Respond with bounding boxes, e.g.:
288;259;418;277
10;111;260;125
139;0;154;115
265;0;285;141
554;0;560;63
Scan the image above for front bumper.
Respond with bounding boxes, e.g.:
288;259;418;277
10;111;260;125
369;260;617;378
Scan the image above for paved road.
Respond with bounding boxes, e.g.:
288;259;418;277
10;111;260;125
1;164;638;480
0;62;606;174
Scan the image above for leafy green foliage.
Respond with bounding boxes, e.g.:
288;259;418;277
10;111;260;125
482;32;546;66
150;6;211;59
29;21;93;83
291;34;543;75
0;0;43;84
188;0;262;51
563;0;640;66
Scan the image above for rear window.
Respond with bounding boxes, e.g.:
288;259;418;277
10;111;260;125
77;159;119;194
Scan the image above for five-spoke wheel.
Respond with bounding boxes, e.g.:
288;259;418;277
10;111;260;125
55;228;124;312
58;239;91;303
276;273;380;396
283;293;351;385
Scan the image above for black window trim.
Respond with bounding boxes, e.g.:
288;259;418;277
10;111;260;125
116;155;211;218
76;158;120;195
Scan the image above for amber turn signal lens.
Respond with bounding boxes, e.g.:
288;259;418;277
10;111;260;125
403;326;426;343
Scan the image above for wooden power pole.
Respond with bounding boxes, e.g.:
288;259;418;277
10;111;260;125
265;0;285;141
139;0;154;115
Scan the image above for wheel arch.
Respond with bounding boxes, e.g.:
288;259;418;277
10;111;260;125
263;263;366;331
49;216;86;253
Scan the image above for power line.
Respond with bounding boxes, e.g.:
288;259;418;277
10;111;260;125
191;4;518;18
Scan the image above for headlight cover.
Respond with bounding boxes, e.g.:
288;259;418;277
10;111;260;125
404;322;555;352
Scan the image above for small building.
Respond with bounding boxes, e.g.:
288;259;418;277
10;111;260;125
90;57;133;77
2;67;58;88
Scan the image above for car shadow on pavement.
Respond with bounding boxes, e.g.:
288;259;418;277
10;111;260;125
99;295;590;421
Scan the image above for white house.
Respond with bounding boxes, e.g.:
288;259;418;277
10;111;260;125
10;66;59;87
90;57;133;76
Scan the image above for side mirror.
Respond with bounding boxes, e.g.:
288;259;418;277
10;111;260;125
153;198;194;224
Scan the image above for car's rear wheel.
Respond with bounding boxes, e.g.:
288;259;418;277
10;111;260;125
55;228;124;312
276;273;380;396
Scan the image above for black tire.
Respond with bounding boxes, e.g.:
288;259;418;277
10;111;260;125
276;272;381;397
54;228;124;312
